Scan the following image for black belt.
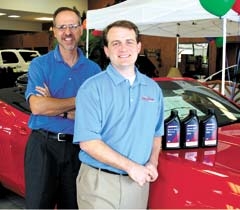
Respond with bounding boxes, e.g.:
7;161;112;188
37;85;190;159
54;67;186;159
92;166;128;176
35;129;73;142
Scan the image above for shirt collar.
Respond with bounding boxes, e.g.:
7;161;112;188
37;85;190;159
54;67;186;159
53;45;86;65
106;64;148;86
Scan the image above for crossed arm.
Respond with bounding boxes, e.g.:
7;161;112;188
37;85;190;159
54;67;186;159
28;83;75;119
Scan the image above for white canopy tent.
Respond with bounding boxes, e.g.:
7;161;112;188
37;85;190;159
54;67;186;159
86;0;240;37
86;0;240;94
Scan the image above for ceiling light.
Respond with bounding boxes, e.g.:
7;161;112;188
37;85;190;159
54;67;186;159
35;17;53;21
0;13;6;16
8;15;20;18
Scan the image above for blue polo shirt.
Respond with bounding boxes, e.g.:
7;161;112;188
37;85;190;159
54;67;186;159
73;64;164;174
25;45;101;134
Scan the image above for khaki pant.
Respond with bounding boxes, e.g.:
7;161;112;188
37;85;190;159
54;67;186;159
76;163;149;209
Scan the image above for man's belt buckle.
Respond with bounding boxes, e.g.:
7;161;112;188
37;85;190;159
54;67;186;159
57;133;66;142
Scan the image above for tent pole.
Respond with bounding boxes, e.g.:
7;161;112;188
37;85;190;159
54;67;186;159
221;17;227;95
176;35;179;68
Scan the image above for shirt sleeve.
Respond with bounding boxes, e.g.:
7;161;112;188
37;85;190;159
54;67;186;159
154;84;165;137
73;83;102;144
25;58;45;102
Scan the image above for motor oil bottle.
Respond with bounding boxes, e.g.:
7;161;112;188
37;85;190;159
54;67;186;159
199;108;218;147
162;110;181;150
181;109;199;148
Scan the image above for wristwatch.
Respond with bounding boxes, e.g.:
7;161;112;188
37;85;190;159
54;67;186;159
63;112;68;119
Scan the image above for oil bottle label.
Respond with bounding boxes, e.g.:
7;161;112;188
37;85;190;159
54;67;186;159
185;119;199;147
204;118;217;146
166;121;180;148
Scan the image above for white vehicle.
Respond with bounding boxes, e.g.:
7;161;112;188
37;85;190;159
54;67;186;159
0;49;40;73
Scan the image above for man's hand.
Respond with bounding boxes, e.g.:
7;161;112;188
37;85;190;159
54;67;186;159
127;164;156;186
35;83;51;97
145;162;158;182
66;110;75;119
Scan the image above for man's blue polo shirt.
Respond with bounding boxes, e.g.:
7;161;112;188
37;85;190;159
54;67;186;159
73;64;164;174
25;45;101;134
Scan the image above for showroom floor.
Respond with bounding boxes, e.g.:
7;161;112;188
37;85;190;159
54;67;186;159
0;190;25;209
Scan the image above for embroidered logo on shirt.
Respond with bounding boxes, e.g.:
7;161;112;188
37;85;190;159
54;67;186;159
141;96;155;102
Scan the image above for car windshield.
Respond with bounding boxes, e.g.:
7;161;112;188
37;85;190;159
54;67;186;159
157;80;240;126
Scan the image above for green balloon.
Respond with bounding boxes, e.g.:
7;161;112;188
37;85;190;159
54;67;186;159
199;0;236;17
215;37;223;48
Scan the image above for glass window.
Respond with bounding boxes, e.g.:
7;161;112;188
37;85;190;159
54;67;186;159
1;52;18;64
178;43;208;63
19;51;39;62
157;80;240;126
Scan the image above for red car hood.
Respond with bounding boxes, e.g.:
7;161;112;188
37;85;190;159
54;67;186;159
219;122;240;143
148;123;240;209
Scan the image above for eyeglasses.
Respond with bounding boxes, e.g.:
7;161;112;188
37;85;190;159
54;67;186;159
54;24;81;31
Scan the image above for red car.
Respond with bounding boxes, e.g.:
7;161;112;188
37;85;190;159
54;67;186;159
149;78;240;209
0;77;240;209
0;87;30;197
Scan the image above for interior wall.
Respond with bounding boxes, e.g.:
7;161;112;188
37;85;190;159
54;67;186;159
140;36;176;77
0;32;52;53
0;20;42;32
0;0;88;32
0;0;87;14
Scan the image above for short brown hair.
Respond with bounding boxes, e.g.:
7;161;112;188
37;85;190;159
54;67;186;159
102;20;140;46
53;7;81;26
